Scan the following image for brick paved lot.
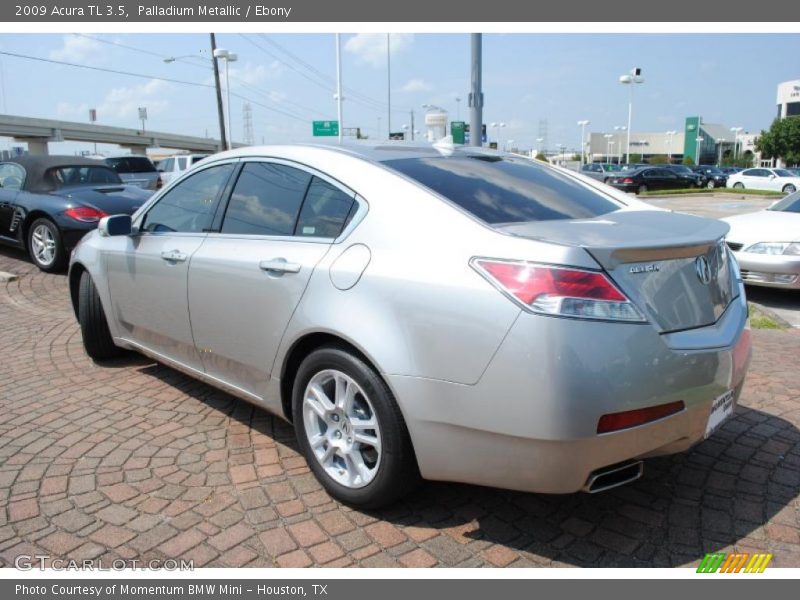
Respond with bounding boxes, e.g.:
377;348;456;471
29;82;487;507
1;246;799;568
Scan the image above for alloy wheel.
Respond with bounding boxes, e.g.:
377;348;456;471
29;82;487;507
302;369;382;489
31;224;56;266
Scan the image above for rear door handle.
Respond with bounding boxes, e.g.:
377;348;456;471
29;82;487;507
161;250;188;262
259;258;301;274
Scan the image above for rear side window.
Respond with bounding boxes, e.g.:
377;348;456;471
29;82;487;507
221;162;311;236
142;163;234;233
296;177;356;238
383;156;619;224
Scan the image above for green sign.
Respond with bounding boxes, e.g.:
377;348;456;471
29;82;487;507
313;120;339;136
451;121;466;144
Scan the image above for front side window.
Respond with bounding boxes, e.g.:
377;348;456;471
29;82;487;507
384;155;619;224
221;162;311;236
0;163;25;190
142;163;234;233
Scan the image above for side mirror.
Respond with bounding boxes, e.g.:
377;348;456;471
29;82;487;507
769;174;776;179
98;214;132;237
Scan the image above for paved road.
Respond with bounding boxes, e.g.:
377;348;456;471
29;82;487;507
0;247;799;568
646;193;800;328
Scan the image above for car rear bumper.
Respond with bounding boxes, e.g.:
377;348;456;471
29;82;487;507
390;294;751;494
733;251;800;289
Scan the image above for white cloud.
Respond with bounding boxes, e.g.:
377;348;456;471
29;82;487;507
49;34;102;63
228;60;284;85
398;78;432;93
57;79;171;123
344;33;413;68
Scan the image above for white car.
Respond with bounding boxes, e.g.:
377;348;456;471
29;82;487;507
722;191;800;288
157;153;209;185
726;167;800;194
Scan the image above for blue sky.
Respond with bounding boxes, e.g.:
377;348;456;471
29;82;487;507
0;33;797;154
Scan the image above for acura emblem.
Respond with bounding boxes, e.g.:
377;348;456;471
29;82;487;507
695;255;712;285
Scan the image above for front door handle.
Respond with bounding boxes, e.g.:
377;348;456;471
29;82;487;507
259;258;301;274
161;249;188;262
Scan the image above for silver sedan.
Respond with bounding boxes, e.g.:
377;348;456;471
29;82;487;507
68;143;751;508
722;192;800;289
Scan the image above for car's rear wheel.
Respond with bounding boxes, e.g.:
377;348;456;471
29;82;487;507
733;182;745;189
706;179;715;189
78;271;122;361
292;346;420;508
637;184;648;194
28;218;66;272
783;184;796;194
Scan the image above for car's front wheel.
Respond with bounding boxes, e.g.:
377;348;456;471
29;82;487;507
783;184;796;194
293;346;420;508
27;218;66;272
733;182;745;189
78;271;122;361
706;180;716;189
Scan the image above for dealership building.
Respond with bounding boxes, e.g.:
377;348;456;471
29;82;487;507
587;117;754;165
777;79;800;118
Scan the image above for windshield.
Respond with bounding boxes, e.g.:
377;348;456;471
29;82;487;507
383;155;620;224
46;166;122;187
105;156;156;173
774;169;794;178
768;191;800;213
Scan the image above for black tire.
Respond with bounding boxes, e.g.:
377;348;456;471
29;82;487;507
733;182;745;189
292;345;420;509
783;184;796;194
27;217;67;272
706;180;716;189
78;271;122;361
637;184;648;195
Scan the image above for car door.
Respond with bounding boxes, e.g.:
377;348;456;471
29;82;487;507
105;161;237;370
188;160;358;401
0;163;25;238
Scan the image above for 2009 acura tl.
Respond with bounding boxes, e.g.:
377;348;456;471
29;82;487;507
68;143;752;508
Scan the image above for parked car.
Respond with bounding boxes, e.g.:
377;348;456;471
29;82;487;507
104;155;162;191
607;166;685;194
158;154;209;185
663;164;706;187
69;144;750;508
727;168;800;194
691;165;728;188
580;163;621;182
0;156;151;272
722;191;800;288
619;163;649;171
721;166;744;175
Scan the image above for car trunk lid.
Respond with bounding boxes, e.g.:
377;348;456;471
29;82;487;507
497;210;735;333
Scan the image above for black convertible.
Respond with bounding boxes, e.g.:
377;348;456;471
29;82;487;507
0;155;152;272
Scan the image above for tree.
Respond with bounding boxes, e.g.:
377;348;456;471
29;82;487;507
682;156;695;165
628;153;643;164
534;152;547;161
648;154;669;164
571;153;582;162
756;116;800;166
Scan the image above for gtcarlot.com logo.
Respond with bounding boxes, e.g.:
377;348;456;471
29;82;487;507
697;552;772;573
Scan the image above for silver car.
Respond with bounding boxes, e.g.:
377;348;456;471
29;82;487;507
68;143;752;508
722;191;800;288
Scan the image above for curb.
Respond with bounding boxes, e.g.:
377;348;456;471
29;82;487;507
749;301;795;329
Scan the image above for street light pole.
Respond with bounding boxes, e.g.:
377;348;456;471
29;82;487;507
335;33;343;145
387;33;391;138
619;68;644;164
209;34;227;151
717;137;725;166
695;136;704;165
666;130;676;162
577;120;590;167
604;133;613;164
469;34;483;148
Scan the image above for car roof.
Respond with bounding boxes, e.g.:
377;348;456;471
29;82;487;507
214;141;511;165
2;155;111;192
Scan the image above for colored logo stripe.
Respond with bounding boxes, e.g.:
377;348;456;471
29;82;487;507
696;552;772;573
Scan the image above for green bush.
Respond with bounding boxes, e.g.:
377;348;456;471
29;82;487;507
682;156;695;165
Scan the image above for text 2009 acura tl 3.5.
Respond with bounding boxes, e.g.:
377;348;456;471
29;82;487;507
68;143;752;508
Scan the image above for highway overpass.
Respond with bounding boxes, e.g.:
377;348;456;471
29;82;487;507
0;114;235;155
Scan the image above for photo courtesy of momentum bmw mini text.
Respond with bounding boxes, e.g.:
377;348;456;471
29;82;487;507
0;0;799;597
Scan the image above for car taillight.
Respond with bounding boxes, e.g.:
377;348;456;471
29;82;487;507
597;400;685;434
64;206;108;223
472;259;644;322
622;177;634;184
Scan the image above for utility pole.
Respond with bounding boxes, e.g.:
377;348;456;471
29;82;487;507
469;33;483;147
387;34;391;138
209;33;228;151
410;110;415;141
335;33;343;145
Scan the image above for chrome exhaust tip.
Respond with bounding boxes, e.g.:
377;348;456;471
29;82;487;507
582;460;644;493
